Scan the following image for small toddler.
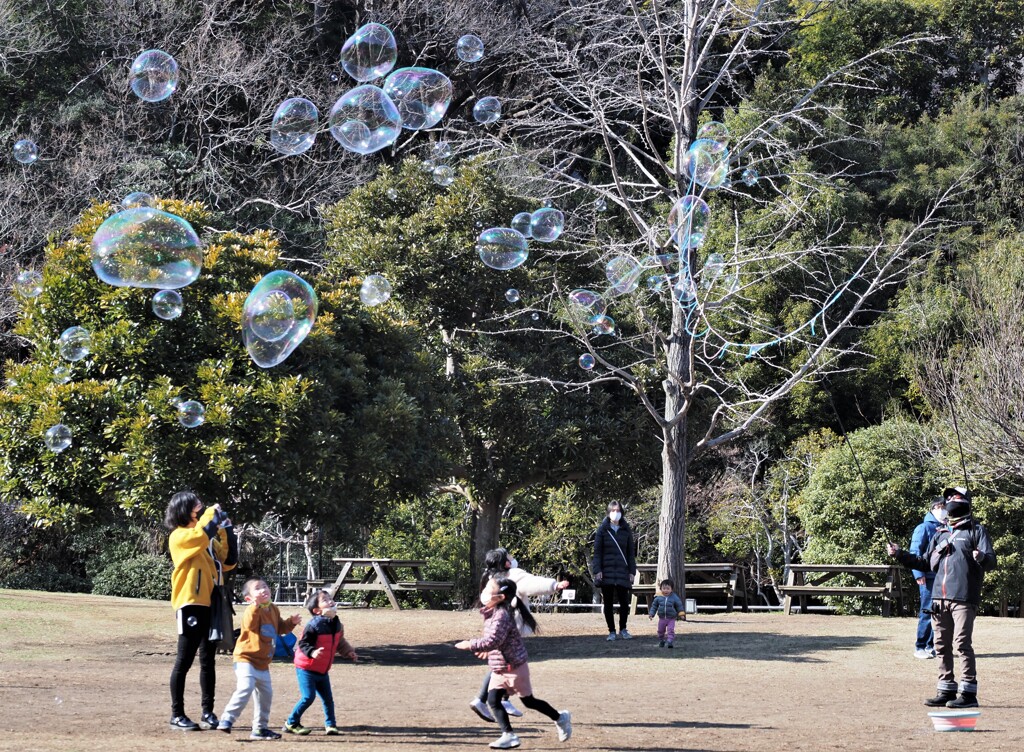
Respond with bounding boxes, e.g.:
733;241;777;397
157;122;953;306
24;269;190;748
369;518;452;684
648;578;684;648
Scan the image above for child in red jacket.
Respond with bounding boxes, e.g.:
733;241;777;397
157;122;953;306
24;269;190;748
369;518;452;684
283;589;357;736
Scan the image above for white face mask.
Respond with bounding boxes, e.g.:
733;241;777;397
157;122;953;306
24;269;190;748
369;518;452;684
609;511;622;523
934;508;947;523
508;558;518;569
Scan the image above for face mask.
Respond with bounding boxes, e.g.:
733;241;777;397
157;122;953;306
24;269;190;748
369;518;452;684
609;511;622;523
934;508;947;523
508;558;518;569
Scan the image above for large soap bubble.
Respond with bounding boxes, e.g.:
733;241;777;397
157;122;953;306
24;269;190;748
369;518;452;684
271;98;318;156
129;49;179;102
121;191;154;209
477;228;528;270
529;208;564;243
605;255;642;295
59;326;91;362
472;96;501;124
44;424;72;453
684;138;729;190
511;212;533;238
13;139;38;165
14;270;43;299
383;67;453;131
329;85;401;155
360;274;392;306
242;271;318;368
177;400;205;428
567;289;607;318
697;121;729;143
340;23;398;82
152;290;183;320
456;34;484;63
668;196;710;249
91;207;202;289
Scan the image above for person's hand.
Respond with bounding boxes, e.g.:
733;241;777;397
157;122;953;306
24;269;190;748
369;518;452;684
312;647;324;659
474;651;488;660
915;577;926;586
290;613;302;625
454;640;472;650
972;549;983;562
886;542;900;557
556;580;570;591
594;572;603;583
648;615;654;620
345;650;358;662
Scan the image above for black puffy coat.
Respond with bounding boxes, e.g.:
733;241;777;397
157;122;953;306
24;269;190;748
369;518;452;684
896;517;996;606
592;519;636;588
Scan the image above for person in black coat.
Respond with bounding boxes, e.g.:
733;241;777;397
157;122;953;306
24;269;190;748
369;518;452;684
592;501;636;641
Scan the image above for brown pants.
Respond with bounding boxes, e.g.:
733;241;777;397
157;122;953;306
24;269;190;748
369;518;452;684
931;599;977;693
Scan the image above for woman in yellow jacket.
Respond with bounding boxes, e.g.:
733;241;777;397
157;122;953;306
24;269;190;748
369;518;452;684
165;491;237;731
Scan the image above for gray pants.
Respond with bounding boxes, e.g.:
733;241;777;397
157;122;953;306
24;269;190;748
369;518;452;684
221;662;273;729
931;599;977;694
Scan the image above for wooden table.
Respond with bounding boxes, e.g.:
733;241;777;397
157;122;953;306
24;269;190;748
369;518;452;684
322;558;454;611
780;564;903;616
630;563;749;615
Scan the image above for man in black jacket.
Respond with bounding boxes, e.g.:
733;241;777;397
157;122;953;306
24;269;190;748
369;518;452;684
887;487;997;709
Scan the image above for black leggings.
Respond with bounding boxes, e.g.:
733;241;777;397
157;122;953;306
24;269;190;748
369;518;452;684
487;688;559;733
478;670;508;703
602;584;631;633
169;604;217;717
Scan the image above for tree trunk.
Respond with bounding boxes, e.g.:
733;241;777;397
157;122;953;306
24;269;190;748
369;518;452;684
470;492;502;593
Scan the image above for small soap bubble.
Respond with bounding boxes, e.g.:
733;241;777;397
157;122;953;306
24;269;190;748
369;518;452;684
360;274;392;306
53;365;72;384
702;252;726;286
673;276;697;304
242;271;318;368
590;314;616;336
606;256;643;295
152;290;183;320
129;49;179;102
54;696;63;706
59;326;91;362
505;288;520;303
431;141;453;161
340;23;398;82
121;192;154;209
186;615;198;628
44;424;72;453
529;207;564;243
594;198;607;212
432;164;455;186
684;138;729;190
330;73;339;83
329;85;401;155
511;212;533;238
177;400;205;428
386;188;399;200
696;121;729;144
383;67;453;130
477;228;529;270
741;168;759;186
13;139;38;165
91;207;202;289
14;270;43;298
271;98;318;156
668;196;710;249
531;312;540;321
456;34;484;63
421;159;436;173
472;96;502;124
578;353;595;370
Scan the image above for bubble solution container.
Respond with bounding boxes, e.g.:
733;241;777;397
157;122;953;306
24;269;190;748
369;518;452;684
928;710;980;732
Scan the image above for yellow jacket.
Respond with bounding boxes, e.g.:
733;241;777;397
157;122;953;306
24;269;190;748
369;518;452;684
233;602;294;671
168;506;236;610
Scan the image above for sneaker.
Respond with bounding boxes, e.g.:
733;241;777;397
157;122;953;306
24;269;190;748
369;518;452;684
250;728;282;740
619;629;632;640
502;699;524;718
929;649;937;658
324;726;341;736
199;712;219;730
658;640;665;648
914;648;931;659
283;722;311;736
606;632;617;641
169;716;199;731
470;698;496;723
489;732;521;749
217;720;232;733
555;710;573;742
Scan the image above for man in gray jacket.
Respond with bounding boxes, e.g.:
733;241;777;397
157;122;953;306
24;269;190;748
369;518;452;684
887;487;997;709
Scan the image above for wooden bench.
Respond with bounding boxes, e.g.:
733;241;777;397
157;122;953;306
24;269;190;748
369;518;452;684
325;558;455;610
779;564;903;616
630;563;750;615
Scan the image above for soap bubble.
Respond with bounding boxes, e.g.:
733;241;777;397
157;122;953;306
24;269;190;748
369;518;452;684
270;98;318;156
477;228;529;270
431;141;453;161
646;274;667;292
421;159;436;172
741;168;759;187
594;198;607;212
329;85;401;155
432;164;455;186
129;49;179;102
91;207;202;289
578;353;595;370
386;188;399;200
605;255;643;295
673;276;697;304
531;312;540;321
186;615;198;627
668;196;710;249
58;326;91;362
702;252;726;285
684;138;729;190
567;289;607;319
53;365;71;384
152;290;183;320
249;290;295;342
722;272;740;294
177;400;205;428
511;212;533;238
360;274;392;306
121;192;154;209
472;96;501;124
529;208;564;243
505;288;520;303
340;23;398;82
242;271;318;368
696;121;729;143
13;139;38;164
14;270;43;298
383;67;453;130
456;34;484;63
590;314;616;336
44;424;72;453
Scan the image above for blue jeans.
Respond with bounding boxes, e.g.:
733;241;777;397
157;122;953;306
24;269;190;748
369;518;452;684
287;668;336;727
916;580;934;650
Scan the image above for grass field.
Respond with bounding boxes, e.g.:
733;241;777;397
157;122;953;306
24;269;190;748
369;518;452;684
0;589;1021;751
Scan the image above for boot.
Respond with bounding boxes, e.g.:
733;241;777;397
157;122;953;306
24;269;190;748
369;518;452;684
946;692;979;709
923;690;957;707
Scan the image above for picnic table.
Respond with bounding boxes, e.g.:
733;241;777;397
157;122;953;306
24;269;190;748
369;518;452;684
316;557;455;611
779;564;903;616
630;563;749;615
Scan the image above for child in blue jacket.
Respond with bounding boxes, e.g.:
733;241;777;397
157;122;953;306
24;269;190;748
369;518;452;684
648;578;684;648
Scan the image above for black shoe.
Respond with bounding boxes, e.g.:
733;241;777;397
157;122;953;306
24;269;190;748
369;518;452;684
170;716;199;731
658;640;665;648
947;693;979;709
923;691;957;707
199;712;219;730
666;642;674;649
250;727;282;740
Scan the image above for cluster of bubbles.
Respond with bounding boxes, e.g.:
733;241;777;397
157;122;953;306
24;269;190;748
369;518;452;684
242;271;319;368
423;141;456;187
479;206;565;272
360;274;392;306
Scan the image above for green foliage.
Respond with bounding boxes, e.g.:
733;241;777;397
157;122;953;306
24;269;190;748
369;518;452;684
90;545;172;601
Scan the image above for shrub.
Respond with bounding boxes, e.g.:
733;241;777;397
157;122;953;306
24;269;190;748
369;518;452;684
91;552;172;601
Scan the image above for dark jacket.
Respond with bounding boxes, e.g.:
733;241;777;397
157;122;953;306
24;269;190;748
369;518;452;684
649;592;685;619
909;510;944;581
592;518;636;588
294;614;354;675
895;517;996;606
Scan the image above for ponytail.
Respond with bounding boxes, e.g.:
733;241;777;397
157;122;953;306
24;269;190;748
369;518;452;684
491;577;538;634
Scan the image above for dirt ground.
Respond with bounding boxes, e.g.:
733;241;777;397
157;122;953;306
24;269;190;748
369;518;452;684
1;590;1021;752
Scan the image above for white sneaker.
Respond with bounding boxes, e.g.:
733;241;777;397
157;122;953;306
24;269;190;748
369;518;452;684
555;711;572;742
470;698;496;723
606;632;617;641
914;648;931;659
489;732;521;749
502;699;524;718
619;629;632;640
